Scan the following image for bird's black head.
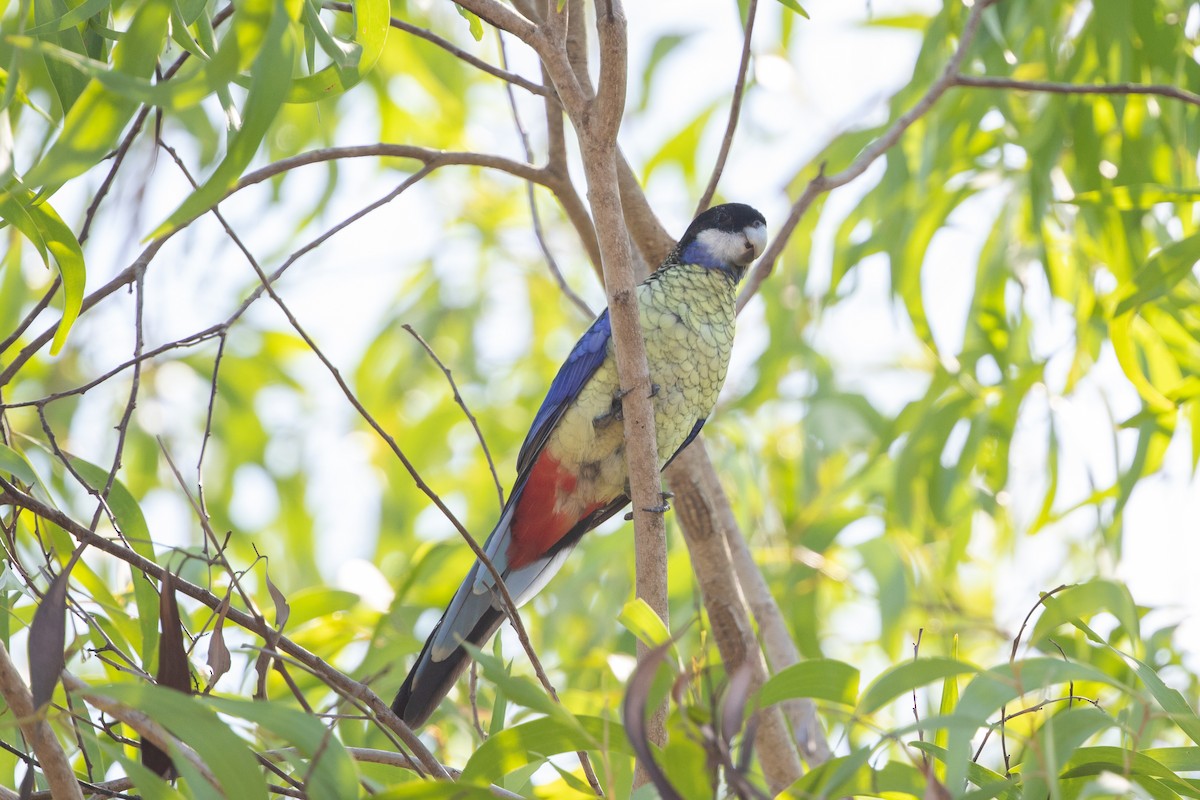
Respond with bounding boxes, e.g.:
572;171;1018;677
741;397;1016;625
675;202;767;276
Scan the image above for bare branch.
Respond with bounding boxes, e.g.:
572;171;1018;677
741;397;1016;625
953;74;1200;107
665;444;802;791
695;0;757;215
739;0;1001;310
0;476;450;778
0;641;84;800
499;31;596;317
233;144;551;194
402;324;506;510
324;1;554;99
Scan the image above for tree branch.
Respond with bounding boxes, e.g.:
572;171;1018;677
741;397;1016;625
675;440;830;765
0;478;451;779
665;444;803;791
324;2;554;99
0;641;84;800
739;0;1000;310
60;671;221;792
953;74;1200;107
695;0;757;215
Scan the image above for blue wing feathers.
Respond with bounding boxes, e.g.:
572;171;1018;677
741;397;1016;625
663;417;707;469
515;310;612;474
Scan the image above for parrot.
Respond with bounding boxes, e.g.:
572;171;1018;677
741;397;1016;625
392;202;767;727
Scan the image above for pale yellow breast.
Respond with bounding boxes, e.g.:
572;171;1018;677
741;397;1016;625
543;265;737;512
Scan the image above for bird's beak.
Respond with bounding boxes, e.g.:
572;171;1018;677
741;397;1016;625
742;222;767;263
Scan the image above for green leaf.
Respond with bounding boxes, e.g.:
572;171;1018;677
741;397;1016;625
287;0;387;101
65;457;160;668
374;783;498;799
455;5;483;41
1061;745;1183;781
204;696;359;798
617;597;673;650
1066;184;1200;210
1030;579;1141;651
24;0;112;36
25;0;171;188
772;0;809;19
0;442;39;485
858;657;979;714
31;0;90;111
89;683;269;799
911;742;1018;800
935;636;960;753
0;189;85;355
461;714;631;785
93;738;187;800
781;747;874;797
150;0;297;237
1099;644;1200;746
758;659;859;707
301;0;360;70
1112;231;1200;316
463;643;574;725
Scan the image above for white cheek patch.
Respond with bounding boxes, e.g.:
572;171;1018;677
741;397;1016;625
696;228;751;265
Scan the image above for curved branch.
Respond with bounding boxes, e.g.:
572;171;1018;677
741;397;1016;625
695;0;757;215
0;145;550;390
324;2;554;99
665;443;802;790
738;0;1001;310
0;478;450;779
234;144;551;193
0;642;83;800
953;74;1200;107
60;672;219;792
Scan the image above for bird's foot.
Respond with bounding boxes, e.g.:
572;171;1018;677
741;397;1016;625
593;387;632;428
623;492;674;520
648;383;660;399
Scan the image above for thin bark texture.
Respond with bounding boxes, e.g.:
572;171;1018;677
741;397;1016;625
0;641;84;800
688;441;831;764
666;444;802;791
564;0;673;774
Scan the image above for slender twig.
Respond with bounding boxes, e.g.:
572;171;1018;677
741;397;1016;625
694;0;757;215
498;30;595;318
90;269;146;533
323;2;553;99
0;642;84;800
953;74;1200;107
161;142;574;738
196;331;227;522
0;476;449;777
739;0;1001;311
0;145;549;391
0;276;60;357
401;324;505;509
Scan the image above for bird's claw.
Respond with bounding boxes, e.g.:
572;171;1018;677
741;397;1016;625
623;493;674;520
648;383;660;399
593;387;633;428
